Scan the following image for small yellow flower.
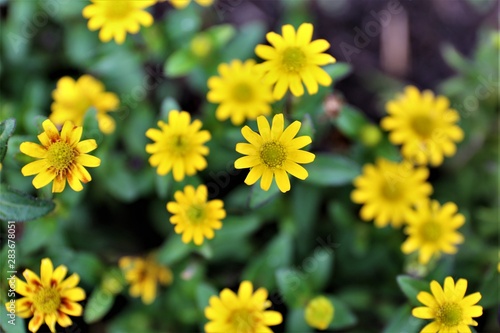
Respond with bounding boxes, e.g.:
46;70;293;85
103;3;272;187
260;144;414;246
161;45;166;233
119;254;173;305
207;59;274;125
255;23;336;100
305;296;334;330
82;0;156;44
145;110;211;181
204;280;283;333
235;113;315;193
168;0;213;9
402;200;465;265
412;277;483;333
381;86;464;166
50;75;120;134
20;120;101;193
167;184;225;245
4;258;86;333
351;158;433;228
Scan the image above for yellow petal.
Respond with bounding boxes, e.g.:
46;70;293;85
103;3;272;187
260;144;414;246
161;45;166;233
271;114;284;140
279;121;301;143
260;168;273;191
273;76;289;100
21;160;49;176
76;154;101;167
255;45;278;60
56;312;73;328
29;312;44;333
61;287;86;301
288;150;315;164
257;115;271;139
263;310;283;326
59;273;80;290
76;139;98;154
42;119;60;142
275;169;291;192
238;281;253;302
281;24;296;44
44;312;57;333
288;136;312;150
40;258;54;287
244;165;265;185
420;321;440;333
411;306;434;319
234;156;260;169
236;143;258;155
51;173;66;193
284;160;308;180
430;280;445;304
20;142;47;158
67;171;83;192
241;126;263;147
308;39;330;53
32;168;56;189
289;74;304;96
296;23;313;46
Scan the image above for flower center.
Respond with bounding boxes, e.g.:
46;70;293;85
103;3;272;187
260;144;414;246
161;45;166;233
420;220;442;242
229;309;259;333
260;141;287;168
232;82;253;103
187;205;205;223
436;302;463;327
282;47;306;72
47;141;76;171
104;2;133;18
381;181;401;200
32;287;61;314
171;135;189;153
411;115;434;138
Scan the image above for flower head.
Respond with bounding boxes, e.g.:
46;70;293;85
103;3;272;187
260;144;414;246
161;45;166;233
50;75;120;134
305;296;334;330
4;258;85;333
402;200;465;264
351;158;432;228
204;280;283;333
167;185;225;245
168;0;213;9
145;110;211;181
119;254;173;304
255;23;336;100
412;277;483;333
207;59;274;125
235;114;315;193
381;86;464;166
82;0;156;44
20;120;101;193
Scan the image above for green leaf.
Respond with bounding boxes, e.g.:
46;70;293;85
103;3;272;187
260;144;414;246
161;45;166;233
0;304;26;333
382;304;424;333
222;22;266;62
160;97;181;119
333;105;369;139
155;173;172;199
248;181;281;209
276;268;313;308
324;62;352;82
164;48;198;78
0;184;55;222
478;267;500;308
305;154;360;187
157;235;192;266
206;24;236;49
441;44;470;73
327;296;357;329
196;282;218;311
0;118;16;163
285;308;313;333
84;287;115;324
396;275;430;306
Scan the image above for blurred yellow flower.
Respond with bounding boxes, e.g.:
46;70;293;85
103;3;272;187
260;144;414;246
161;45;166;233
204;280;282;333
119;254;173;304
255;23;336;100
412;277;483;332
50;75;120;134
207;59;274;125
145;110;210;181
381;86;464;166
82;0;155;44
304;296;334;330
167;184;225;245
168;0;213;9
20;120;101;193
402;200;465;265
235;113;315;193
351;158;432;228
4;258;85;333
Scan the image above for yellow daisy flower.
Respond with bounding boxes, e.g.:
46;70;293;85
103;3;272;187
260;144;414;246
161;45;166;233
119;254;173;304
168;0;213;9
381;86;464;166
255;23;336;100
166;184;226;245
145;110;211;181
234;113;315;193
207;59;274;125
50;75;120;134
412;277;483;333
204;280;283;333
20;120;101;193
82;0;156;44
351;158;432;228
4;258;86;333
402;200;465;265
305;296;335;330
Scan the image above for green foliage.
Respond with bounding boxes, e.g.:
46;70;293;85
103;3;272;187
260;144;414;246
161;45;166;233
0;184;55;222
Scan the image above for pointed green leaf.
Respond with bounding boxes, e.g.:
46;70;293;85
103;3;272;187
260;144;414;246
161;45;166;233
0;184;55;222
327;296;357;329
0;118;16;163
382;304;424;333
305;154;360;187
164;49;198;77
397;275;430;306
84;287;115;324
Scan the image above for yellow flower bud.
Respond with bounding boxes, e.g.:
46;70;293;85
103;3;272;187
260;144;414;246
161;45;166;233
190;34;212;58
359;124;382;147
304;296;334;330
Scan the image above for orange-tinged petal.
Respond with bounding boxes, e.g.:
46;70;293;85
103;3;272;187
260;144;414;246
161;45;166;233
60;300;83;316
42;119;61;142
61;287;86;301
29;312;44;333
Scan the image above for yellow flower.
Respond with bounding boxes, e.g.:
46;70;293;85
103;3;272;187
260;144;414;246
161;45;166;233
119;254;173;304
20;120;101;193
82;0;156;44
304;296;334;330
235;113;315;193
255;23;336;100
412;277;483;333
167;184;225;245
207;59;274;125
204;280;283;333
50;75;120;134
402;200;465;265
168;0;213;9
381;86;464;166
4;258;86;333
351;158;432;228
145;110;211;181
